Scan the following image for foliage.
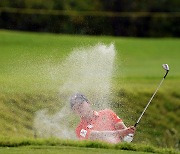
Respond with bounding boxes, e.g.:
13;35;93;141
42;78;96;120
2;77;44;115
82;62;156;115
0;0;179;37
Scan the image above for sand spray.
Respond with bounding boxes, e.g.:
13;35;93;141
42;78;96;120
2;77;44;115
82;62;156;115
33;43;116;139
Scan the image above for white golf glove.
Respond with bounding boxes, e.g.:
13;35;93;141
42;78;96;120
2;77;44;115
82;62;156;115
123;133;134;143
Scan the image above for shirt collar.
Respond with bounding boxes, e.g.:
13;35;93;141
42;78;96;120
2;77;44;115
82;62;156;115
93;111;99;117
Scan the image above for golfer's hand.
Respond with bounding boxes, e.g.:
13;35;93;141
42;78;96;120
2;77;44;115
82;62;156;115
124;126;136;136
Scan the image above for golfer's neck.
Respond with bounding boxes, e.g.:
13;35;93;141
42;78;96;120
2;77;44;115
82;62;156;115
81;110;94;121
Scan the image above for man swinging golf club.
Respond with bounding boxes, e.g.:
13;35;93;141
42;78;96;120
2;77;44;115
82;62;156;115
70;64;169;144
70;93;136;144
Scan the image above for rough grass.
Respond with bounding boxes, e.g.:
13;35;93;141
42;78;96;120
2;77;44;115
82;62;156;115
0;89;179;150
0;146;149;154
0;138;178;154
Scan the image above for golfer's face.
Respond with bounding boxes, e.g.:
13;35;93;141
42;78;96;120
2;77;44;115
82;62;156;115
72;101;90;116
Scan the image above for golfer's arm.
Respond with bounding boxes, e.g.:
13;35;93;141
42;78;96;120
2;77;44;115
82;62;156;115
89;130;125;143
115;122;127;130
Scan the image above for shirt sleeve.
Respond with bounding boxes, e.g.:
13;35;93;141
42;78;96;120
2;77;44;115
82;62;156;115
76;125;91;140
109;109;122;124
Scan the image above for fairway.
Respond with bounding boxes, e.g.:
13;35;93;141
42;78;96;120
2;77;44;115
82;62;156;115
0;30;179;152
0;30;179;94
0;146;150;154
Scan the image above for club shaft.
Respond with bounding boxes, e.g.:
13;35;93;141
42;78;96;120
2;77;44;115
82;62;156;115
134;77;165;127
164;70;169;79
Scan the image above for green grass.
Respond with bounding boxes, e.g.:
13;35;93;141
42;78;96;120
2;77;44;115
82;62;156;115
0;30;179;93
0;30;179;152
0;138;178;154
0;146;148;154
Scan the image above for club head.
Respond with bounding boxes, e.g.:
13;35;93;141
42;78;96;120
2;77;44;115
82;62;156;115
162;64;169;71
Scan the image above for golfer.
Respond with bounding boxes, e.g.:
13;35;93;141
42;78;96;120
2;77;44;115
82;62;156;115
70;93;136;144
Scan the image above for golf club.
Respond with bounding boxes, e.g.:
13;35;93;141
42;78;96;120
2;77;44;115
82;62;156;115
134;64;169;127
124;64;169;143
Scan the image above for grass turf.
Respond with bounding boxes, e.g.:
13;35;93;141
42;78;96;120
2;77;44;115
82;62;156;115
0;138;178;154
0;30;179;93
0;146;149;154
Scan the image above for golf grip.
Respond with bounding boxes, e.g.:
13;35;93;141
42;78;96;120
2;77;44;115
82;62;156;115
134;70;169;128
134;123;138;127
